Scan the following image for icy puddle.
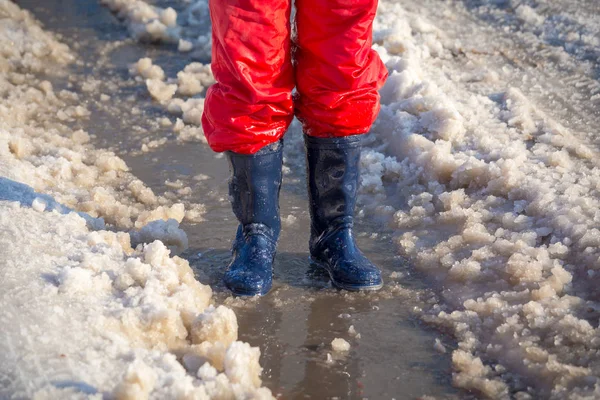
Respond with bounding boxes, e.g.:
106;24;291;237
16;0;460;398
129;140;457;398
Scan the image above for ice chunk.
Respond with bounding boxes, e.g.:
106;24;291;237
130;219;189;254
433;338;446;354
331;338;351;352
129;57;165;80
191;305;238;346
31;197;47;212
146;79;177;103
113;360;157;400
176;63;214;96
178;39;193;52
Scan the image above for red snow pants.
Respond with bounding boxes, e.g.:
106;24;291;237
202;0;388;154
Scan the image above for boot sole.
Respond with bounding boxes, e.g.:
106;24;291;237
310;258;384;292
225;279;272;297
228;288;270;297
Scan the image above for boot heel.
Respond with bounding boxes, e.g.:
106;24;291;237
309;256;384;292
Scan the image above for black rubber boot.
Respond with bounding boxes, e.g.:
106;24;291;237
224;140;283;296
305;134;383;291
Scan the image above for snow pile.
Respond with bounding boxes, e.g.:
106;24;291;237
0;202;272;399
100;0;180;43
0;0;73;71
0;95;203;230
101;0;212;58
0;3;271;398
129;57;214;141
0;1;205;231
362;2;600;398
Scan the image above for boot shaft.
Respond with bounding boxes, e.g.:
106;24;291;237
227;141;283;242
304;135;361;245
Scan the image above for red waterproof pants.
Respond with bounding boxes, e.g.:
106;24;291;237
202;0;388;154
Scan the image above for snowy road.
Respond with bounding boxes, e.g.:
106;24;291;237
368;0;600;397
411;0;600;150
1;0;600;398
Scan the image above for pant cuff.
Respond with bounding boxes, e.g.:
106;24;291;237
227;139;284;157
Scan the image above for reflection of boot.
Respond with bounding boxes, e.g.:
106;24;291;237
305;134;383;291
224;141;283;296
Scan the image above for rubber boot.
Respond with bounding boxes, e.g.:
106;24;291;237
224;141;283;296
305;134;383;291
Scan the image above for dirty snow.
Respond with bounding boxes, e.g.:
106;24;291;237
7;0;600;397
99;0;180;43
1;207;271;399
101;0;212;58
128;56;213;142
359;1;600;398
0;0;206;230
104;0;215;144
0;2;272;398
110;0;600;396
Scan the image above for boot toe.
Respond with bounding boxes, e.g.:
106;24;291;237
329;260;383;291
224;269;271;296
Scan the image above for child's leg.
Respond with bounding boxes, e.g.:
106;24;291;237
294;0;387;291
293;0;387;137
202;0;294;154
